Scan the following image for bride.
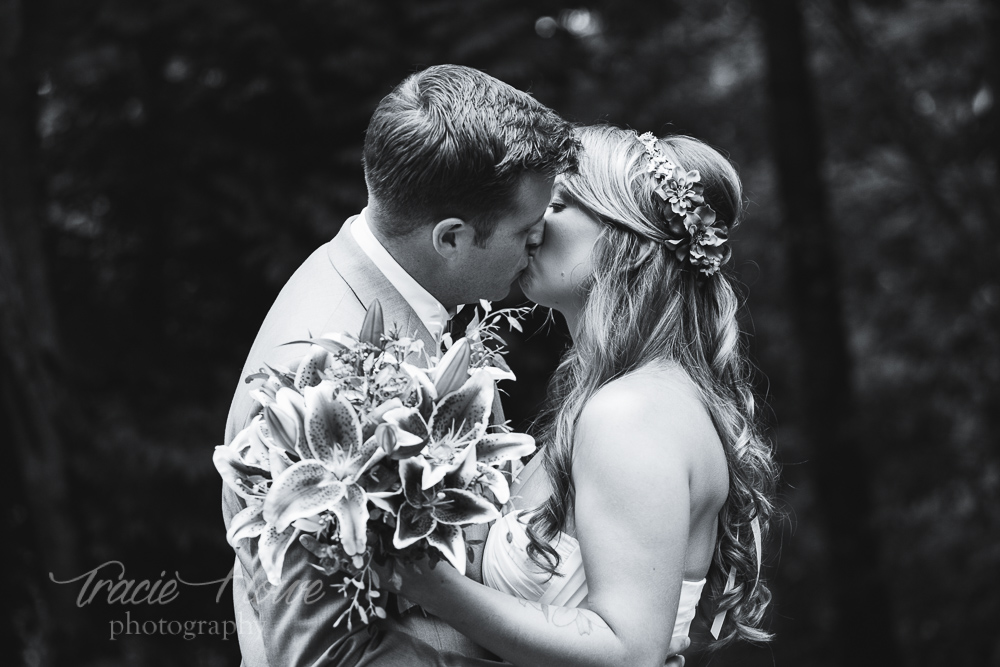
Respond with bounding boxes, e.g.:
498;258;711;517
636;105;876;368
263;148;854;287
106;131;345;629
384;125;779;667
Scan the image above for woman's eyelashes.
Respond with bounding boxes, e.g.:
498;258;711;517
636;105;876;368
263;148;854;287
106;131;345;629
547;199;566;213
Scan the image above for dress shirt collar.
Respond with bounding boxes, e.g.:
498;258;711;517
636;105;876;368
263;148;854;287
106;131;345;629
350;209;451;341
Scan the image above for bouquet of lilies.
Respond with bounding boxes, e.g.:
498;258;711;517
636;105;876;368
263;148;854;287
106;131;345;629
214;301;534;627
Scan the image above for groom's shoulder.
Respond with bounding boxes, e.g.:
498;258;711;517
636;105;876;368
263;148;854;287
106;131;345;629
264;238;364;335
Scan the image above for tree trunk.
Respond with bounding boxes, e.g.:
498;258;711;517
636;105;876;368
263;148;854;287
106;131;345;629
752;1;905;665
0;0;80;663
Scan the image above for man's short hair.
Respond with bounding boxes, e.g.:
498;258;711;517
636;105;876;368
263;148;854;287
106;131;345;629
363;65;578;243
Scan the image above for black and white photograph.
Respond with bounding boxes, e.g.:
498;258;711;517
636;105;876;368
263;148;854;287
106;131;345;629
2;1;998;666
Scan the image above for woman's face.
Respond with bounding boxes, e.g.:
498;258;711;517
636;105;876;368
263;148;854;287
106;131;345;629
519;182;604;312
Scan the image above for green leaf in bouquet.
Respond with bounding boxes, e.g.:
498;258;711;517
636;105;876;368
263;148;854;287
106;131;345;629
281;335;354;356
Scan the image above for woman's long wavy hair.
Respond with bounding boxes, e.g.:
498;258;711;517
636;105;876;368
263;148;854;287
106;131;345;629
524;125;779;647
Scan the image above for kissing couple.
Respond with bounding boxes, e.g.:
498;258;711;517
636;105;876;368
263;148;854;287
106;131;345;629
221;64;779;667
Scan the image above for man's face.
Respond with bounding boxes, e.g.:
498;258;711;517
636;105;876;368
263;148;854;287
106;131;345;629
453;173;553;303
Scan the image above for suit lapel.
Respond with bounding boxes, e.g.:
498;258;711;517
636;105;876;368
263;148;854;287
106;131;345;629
326;218;438;355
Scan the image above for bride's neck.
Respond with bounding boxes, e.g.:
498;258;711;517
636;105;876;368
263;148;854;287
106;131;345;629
560;306;583;345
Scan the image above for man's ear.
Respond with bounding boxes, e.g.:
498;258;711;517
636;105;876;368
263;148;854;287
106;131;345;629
431;218;475;259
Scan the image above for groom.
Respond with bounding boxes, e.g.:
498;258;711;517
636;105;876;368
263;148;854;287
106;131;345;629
222;65;576;666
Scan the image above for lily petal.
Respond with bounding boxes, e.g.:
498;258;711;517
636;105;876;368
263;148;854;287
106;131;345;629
426;523;467;575
263;460;345;532
291;515;324;532
368;490;404;515
476;433;536;465
377;422;426;460
428;370;494;443
393;504;436;549
269;446;294;477
214;445;268;500
231;419;270;470
363;397;404;441
433;488;499;526
259;524;300;586
294;346;332;390
355;441;388;479
384;406;429;441
330;483;369;556
349;434;382;472
264;388;307;457
303;383;363;467
445;439;480;489
398;457;428;504
419;451;462;490
226;504;266;547
473;463;510;505
399;362;438;414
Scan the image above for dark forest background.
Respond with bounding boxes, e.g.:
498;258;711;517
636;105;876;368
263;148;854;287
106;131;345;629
2;0;999;665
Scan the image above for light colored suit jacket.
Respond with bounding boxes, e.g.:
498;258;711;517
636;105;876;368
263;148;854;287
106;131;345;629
222;220;500;666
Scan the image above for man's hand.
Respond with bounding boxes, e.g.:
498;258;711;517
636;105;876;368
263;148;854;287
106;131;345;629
664;635;691;667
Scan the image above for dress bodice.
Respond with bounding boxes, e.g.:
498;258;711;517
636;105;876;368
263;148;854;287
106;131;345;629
482;510;705;641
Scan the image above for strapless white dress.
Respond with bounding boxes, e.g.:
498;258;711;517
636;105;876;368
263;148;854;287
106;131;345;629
482;510;705;641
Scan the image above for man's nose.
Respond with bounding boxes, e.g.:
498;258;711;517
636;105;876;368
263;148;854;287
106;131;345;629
526;219;546;249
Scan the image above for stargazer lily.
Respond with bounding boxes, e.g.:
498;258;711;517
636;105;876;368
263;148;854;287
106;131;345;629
260;380;384;582
370;454;498;575
383;367;495;489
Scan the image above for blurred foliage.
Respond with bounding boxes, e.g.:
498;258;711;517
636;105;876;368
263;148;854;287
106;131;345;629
3;0;998;665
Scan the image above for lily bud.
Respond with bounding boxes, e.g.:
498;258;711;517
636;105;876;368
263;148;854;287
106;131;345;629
433;337;471;396
376;423;397;456
360;300;385;348
263;404;298;454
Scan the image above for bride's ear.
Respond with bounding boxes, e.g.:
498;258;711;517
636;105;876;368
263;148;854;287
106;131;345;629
431;218;475;259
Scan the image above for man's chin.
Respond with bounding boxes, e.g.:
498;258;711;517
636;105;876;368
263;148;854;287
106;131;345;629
489;283;513;302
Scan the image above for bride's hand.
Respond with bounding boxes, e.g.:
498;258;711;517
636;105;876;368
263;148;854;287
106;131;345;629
371;555;461;611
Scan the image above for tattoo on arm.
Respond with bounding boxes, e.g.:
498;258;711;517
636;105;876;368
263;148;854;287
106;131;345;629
516;598;610;636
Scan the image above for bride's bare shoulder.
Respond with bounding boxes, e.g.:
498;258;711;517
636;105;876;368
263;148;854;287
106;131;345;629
574;362;722;470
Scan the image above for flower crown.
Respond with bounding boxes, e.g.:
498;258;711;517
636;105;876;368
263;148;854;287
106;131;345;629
638;132;731;276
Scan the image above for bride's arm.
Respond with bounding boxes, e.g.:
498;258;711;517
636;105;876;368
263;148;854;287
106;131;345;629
392;384;696;667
